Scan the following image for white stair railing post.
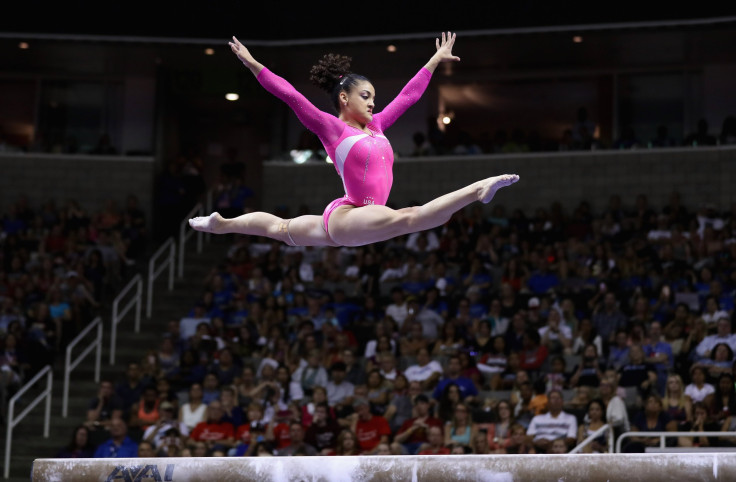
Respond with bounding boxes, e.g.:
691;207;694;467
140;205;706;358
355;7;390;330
146;237;176;319
63;317;103;417
110;274;143;365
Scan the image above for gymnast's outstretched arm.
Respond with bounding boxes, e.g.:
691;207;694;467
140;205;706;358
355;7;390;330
229;36;342;145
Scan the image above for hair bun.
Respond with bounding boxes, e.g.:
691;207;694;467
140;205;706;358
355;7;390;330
309;53;352;93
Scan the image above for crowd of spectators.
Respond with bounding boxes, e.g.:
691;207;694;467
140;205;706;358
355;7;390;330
58;188;736;459
0;194;148;424
409;113;736;158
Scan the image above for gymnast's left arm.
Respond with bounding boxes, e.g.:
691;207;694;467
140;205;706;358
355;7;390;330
376;31;460;129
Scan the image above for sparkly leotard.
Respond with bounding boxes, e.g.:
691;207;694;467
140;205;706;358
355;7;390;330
256;67;432;240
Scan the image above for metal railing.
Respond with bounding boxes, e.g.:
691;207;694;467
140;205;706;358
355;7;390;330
4;365;52;479
570;423;613;453
63;316;103;417
178;202;203;278
110;274;143;364
615;431;736;453
146;237;176;318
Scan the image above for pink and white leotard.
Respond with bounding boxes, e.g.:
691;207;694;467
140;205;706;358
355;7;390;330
256;67;432;240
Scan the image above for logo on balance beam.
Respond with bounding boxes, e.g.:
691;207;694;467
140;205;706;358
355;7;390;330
105;464;175;482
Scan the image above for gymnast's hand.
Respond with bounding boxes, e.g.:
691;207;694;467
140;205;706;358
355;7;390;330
425;31;460;73
229;36;264;75
434;31;460;63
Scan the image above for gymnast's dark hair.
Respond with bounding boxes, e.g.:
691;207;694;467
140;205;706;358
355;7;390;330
309;53;371;113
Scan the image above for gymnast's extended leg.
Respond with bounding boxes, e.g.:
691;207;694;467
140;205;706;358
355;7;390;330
329;174;519;246
189;212;339;247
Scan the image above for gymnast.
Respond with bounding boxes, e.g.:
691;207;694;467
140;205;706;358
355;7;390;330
189;32;519;247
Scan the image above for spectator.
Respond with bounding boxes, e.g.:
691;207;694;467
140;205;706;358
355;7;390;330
220;386;245;429
432;355;478;404
142;400;188;453
84;379;124;436
56;425;95;458
591;292;628;350
518;329;548;376
480;399;514;452
617;344;657;399
607;329;630;371
444;401;478;450
114;362;146;416
276;421;318;456
128;385;161;438
576;399;608;453
706;373;736;425
663;374;692;429
350;397;391;454
187;400;236;453
598;377;630;436
694;317;736;361
326;361;355;410
623;394;677;452
178;383;207;432
334;429;361;456
538;308;572;356
93;418;138;458
393;393;443;455
404;347;443;391
502;423;535;454
525;389;577;453
684;366;715;403
417;425;450;455
569;344;605;389
136;440;156;458
305;402;342;455
365;369;391;416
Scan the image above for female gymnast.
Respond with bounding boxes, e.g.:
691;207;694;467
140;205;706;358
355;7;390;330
189;32;519;247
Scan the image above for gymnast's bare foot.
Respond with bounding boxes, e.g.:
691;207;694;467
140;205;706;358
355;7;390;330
189;212;225;234
478;174;519;204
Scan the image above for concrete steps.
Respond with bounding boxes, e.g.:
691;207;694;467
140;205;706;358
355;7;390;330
2;234;233;480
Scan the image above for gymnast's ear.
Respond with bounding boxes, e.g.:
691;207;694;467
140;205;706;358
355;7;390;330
338;90;349;105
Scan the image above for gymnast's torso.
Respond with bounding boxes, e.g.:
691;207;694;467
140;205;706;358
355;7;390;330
257;67;432;208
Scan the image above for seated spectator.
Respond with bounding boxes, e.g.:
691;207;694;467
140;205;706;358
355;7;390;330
571;318;603;357
692;343;734;380
479;399;514;452
114;362;146;417
334;429;361;456
694;317;736;361
598;377;630;436
444;402;478;450
663;374;692;429
93;418;138;458
326;361;355;412
342;347;366;387
232;403;268;456
382;374;417;433
220;386;245;429
622;394;677;452
187;400;236;453
617;344;657;399
432;355;478;404
544;356;569;393
84;379;124;440
55;425;94;458
179;383;207;432
548;437;569;454
201;373;221;405
538;309;572;356
576;399;608;453
525;389;577;453
528;378;549;415
292;348;329;398
417;425;450;455
142;400;188;454
404;347;443;391
684;366;715;403
607;329;630;371
569;343;605;389
393;393;443;455
301;386;334;428
136;440;156;458
502;423;536;454
276;421;318;456
350;397;391;454
128;385;161;440
365;369;391;416
518;329;548;377
705;373;736;425
377;351;401;382
305;402;342;455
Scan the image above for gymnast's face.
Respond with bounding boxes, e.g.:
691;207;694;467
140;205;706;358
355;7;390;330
340;81;375;125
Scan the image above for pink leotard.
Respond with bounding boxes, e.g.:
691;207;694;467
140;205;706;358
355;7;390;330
256;67;432;240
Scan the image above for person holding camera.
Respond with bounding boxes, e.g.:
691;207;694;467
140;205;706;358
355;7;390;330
569;343;606;389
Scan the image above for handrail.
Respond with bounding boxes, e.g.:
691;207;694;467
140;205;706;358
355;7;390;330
615;431;736;453
62;316;103;417
178;202;203;278
110;274;143;364
146;237;176;318
4;365;52;479
570;423;613;454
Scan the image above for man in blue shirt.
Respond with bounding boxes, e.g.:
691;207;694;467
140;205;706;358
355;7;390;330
642;321;673;396
432;355;478;404
93;417;139;458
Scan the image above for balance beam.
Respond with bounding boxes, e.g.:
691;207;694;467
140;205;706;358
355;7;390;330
31;453;736;481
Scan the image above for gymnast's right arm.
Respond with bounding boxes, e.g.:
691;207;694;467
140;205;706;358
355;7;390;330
229;36;341;142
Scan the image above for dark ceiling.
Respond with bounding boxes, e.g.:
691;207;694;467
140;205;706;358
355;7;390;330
4;1;736;41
